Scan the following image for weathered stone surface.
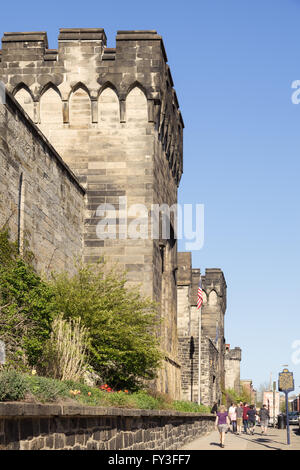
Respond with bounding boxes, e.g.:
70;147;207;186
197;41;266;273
0;91;85;275
0;402;214;452
177;255;230;407
0;28;184;399
225;346;242;393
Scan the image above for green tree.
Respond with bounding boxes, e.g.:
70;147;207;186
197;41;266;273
50;263;162;390
0;229;54;368
223;387;251;407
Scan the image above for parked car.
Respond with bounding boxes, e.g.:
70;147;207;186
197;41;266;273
288;411;299;425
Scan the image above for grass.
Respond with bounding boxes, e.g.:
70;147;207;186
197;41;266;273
0;370;211;413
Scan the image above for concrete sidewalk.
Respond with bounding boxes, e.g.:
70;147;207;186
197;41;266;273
180;426;300;450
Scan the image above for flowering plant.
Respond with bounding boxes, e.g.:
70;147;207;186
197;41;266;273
99;384;129;394
99;384;113;393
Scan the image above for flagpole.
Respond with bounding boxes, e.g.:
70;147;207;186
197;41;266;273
198;275;202;405
198;304;201;405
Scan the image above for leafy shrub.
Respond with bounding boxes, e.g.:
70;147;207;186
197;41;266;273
104;391;136;408
172;400;210;413
0;369;28;401
0;229;53;369
0;229;162;390
25;375;69;402
130;391;165;410
50;264;163;390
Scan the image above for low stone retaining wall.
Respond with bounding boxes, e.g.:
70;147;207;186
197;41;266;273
0;403;215;450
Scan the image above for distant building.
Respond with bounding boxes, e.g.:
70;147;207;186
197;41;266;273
263;390;280;422
240;380;256;404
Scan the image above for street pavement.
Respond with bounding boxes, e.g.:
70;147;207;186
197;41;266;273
181;425;300;450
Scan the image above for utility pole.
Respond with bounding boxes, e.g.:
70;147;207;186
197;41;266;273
273;381;276;428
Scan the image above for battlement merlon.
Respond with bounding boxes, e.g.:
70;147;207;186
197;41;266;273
177;252;192;287
2;31;49;46
201;268;227;313
225;347;242;361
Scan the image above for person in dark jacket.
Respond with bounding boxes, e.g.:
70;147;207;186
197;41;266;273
247;405;257;435
236;402;243;435
211;402;218;414
259;405;270;435
242;402;250;434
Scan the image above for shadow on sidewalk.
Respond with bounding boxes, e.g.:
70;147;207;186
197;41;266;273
234;434;282;450
209;442;223;448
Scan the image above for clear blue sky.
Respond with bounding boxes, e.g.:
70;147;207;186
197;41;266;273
1;0;300;393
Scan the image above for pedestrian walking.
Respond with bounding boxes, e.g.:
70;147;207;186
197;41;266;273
242;402;250;434
211;402;218;414
228;403;237;434
247;405;257;435
259;404;270;435
215;405;231;448
236;402;243;435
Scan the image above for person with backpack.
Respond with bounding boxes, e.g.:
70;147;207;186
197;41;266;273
259;404;270;435
236;402;243;435
247;405;257;435
211;402;218;414
242;402;250;434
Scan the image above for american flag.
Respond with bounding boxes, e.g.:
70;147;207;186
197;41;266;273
197;278;203;310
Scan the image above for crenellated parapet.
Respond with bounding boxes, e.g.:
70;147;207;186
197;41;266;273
201;268;227;315
0;29;183;185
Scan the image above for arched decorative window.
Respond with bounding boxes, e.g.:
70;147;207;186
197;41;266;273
40;85;62;125
14;86;34;121
126;86;148;125
98;87;119;125
69;85;91;127
209;290;218;306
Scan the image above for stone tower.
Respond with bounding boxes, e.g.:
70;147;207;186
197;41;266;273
224;345;242;393
201;269;227;398
177;254;227;407
0;29;184;398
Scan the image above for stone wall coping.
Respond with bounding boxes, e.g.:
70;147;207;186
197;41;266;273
0;402;215;419
2;32;48;46
58;28;107;43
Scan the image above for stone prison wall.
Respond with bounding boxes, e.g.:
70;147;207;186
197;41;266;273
0;403;215;450
0;90;85;275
